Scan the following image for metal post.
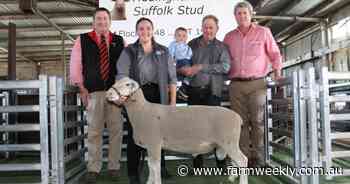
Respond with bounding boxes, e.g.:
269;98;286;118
265;86;273;164
8;22;16;80
50;76;59;184
61;33;67;83
76;92;85;163
8;22;17;159
298;69;308;184
306;67;320;184
57;77;65;184
292;71;300;168
1;92;9;159
320;67;332;180
320;21;329;68
39;75;49;184
50;76;65;184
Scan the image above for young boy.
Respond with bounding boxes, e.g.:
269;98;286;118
168;27;192;101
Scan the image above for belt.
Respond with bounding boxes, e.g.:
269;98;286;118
189;85;209;90
230;77;265;81
141;82;158;88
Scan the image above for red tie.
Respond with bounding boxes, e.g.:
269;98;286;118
99;35;109;81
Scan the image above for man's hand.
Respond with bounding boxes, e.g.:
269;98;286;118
78;85;90;107
191;64;203;75
180;64;203;77
273;69;282;81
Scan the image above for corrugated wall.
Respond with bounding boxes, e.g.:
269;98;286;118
0;62;37;79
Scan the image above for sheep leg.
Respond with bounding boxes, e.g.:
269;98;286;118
146;146;162;184
216;147;226;161
227;145;248;184
146;158;154;184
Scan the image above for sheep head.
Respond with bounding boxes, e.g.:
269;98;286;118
106;77;139;104
115;0;125;9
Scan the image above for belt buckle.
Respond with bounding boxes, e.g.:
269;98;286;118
199;85;209;89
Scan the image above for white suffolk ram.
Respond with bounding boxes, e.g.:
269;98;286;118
106;77;248;184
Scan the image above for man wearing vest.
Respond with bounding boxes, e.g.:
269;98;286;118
69;8;126;183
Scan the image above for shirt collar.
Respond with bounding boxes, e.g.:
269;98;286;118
88;30;113;45
199;35;217;46
234;23;256;35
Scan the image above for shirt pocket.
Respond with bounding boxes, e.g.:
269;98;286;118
247;41;263;57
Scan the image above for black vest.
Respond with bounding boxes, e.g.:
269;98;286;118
81;33;124;92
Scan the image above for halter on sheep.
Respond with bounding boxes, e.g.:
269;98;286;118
106;77;248;184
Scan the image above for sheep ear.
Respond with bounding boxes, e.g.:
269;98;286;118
131;82;136;89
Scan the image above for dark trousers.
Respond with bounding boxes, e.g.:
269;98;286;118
187;86;226;168
126;83;167;177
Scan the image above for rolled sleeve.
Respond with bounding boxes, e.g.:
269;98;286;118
116;50;131;80
167;55;177;85
265;28;282;70
69;36;83;85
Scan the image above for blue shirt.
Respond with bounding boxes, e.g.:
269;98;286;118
168;41;192;60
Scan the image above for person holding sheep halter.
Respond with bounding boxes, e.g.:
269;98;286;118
116;17;177;184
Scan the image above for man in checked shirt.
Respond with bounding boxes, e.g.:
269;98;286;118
69;8;126;183
224;1;282;167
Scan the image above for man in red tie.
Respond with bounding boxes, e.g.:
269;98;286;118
69;7;126;183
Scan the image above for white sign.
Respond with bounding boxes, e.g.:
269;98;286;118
100;0;238;45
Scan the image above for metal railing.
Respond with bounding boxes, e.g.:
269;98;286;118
266;71;303;184
0;92;9;159
49;76;86;184
266;68;321;184
319;67;350;180
2;69;348;184
0;76;87;184
0;75;49;184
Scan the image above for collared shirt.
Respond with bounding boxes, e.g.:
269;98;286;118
168;41;192;60
138;53;158;85
223;23;282;79
116;43;177;85
69;31;111;85
188;36;231;87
